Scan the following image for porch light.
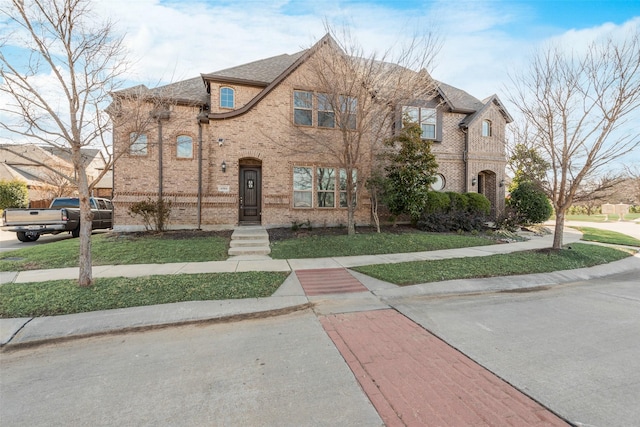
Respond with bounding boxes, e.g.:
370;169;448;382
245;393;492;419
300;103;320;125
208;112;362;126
221;161;227;173
472;177;477;186
499;179;505;187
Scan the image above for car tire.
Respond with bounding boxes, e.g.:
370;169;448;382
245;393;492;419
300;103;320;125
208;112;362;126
72;226;80;238
16;231;28;242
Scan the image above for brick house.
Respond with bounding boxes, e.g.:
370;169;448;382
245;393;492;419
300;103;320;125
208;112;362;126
111;35;512;231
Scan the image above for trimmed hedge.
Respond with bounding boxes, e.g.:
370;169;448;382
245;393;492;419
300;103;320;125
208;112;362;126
417;191;491;232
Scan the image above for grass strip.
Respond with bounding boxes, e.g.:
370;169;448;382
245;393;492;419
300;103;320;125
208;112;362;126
0;233;229;272
0;271;289;318
571;226;640;247
270;232;495;259
353;243;632;286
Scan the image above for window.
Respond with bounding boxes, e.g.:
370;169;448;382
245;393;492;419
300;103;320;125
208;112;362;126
339;169;357;207
293;166;358;209
293;167;313;207
176;135;193;158
220;87;235;108
294;90;313;125
482;120;492;137
130;132;147;155
317;93;335;128
340;95;357;130
317;167;336;207
431;174;446;191
403;106;436;139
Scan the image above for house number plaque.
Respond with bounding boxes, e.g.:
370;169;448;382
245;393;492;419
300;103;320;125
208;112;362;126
247;179;254;189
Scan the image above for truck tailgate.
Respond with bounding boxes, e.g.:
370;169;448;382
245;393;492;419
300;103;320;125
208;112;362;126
3;209;64;225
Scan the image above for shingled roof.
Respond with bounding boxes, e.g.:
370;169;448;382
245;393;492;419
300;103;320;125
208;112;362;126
202;51;307;86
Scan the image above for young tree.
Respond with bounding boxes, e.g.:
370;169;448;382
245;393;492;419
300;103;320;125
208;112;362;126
507;29;640;249
290;26;441;235
0;0;127;286
381;119;439;222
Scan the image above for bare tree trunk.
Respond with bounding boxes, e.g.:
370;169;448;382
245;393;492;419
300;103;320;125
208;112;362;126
76;164;93;287
553;209;565;250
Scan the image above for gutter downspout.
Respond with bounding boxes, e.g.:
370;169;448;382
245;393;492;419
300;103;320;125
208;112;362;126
197;110;210;230
462;126;469;192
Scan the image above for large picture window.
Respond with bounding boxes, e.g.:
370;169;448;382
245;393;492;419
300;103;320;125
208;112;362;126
293;166;313;207
294;90;313;126
130;132;147;155
220;87;235;108
292;166;357;209
176;135;193;158
403;106;436;139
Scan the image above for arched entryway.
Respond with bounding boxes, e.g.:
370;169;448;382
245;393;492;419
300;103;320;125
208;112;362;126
238;158;262;224
477;170;497;218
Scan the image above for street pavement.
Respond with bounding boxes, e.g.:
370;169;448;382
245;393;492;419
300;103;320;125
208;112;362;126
2;223;640;426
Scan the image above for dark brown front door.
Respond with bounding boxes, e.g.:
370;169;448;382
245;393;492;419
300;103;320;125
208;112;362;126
239;166;261;223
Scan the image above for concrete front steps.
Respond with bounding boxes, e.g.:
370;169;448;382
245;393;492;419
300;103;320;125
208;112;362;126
228;226;271;258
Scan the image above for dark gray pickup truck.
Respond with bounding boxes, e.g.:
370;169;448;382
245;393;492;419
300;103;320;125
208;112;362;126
1;197;113;242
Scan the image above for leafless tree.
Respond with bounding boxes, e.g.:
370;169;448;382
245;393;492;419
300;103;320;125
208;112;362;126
572;173;626;214
287;26;441;235
507;29;640;249
0;0;129;286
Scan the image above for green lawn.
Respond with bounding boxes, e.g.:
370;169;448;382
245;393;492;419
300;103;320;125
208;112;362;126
270;231;495;259
571;227;640;247
353;243;632;286
0;232;229;272
0;271;290;318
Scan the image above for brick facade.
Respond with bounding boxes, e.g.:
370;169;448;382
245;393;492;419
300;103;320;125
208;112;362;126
112;37;511;231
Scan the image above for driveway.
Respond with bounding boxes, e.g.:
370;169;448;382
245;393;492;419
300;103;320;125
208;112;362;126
552;219;640;240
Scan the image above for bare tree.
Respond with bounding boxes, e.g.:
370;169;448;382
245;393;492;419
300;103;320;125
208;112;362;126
507;29;640;249
288;26;441;235
572;173;626;214
0;0;128;286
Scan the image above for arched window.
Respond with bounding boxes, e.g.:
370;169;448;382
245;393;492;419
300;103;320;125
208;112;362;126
482;120;492;137
220;87;235;108
176;135;193;158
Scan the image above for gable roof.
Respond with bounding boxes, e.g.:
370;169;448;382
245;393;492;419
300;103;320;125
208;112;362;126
459;94;514;127
202;51;307;87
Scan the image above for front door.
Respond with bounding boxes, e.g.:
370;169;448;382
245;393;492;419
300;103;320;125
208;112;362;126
239;166;261;223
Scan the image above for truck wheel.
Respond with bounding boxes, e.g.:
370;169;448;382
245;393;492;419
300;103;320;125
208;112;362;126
26;233;40;242
16;231;28;242
72;226;80;238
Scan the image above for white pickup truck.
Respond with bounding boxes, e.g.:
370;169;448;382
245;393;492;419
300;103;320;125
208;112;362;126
1;197;113;242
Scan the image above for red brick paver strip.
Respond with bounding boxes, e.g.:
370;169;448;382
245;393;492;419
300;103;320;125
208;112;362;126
296;268;369;296
320;309;568;426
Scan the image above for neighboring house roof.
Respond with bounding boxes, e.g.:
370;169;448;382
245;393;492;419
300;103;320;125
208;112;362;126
0;144;112;189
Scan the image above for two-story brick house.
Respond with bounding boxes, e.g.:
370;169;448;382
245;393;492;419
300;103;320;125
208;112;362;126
111;35;512;231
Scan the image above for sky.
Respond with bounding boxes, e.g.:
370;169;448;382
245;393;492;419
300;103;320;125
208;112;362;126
2;0;639;168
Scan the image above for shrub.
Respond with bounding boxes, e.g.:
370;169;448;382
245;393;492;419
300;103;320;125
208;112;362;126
0;179;29;210
416;191;490;233
423;191;450;214
446;192;468;212
465;192;491;216
507;181;553;225
128;198;172;231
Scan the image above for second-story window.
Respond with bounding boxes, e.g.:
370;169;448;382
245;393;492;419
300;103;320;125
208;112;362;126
130;132;147;155
176;135;193;158
294;90;313;125
482;120;492;137
403;106;436;140
340;95;357;130
220;87;235;108
317;93;335;128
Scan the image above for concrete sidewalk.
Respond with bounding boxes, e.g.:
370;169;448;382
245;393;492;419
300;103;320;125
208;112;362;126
3;227;640;350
